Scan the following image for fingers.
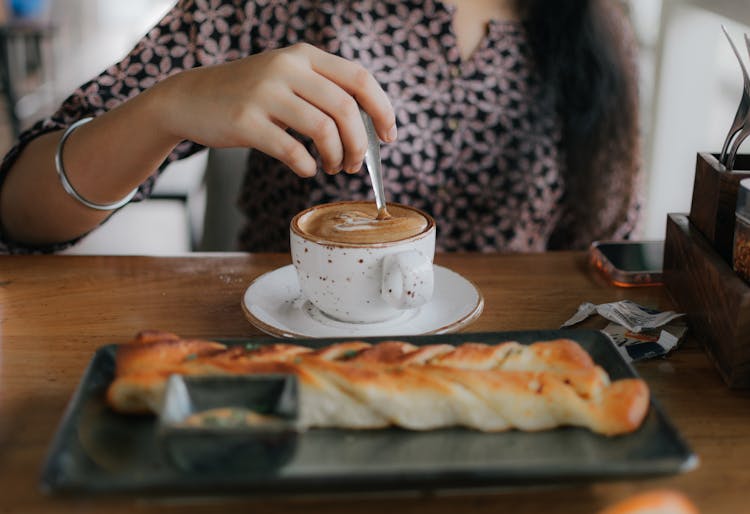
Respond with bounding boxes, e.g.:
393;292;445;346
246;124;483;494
292;72;366;174
251;118;317;178
294;44;397;144
206;44;396;178
273;92;345;174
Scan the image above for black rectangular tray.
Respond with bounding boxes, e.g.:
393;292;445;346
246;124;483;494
40;330;697;495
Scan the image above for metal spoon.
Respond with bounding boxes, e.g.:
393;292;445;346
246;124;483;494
359;108;391;220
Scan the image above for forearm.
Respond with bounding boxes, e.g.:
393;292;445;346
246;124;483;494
0;42;397;249
0;82;183;246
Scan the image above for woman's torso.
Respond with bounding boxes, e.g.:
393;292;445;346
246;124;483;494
2;0;564;254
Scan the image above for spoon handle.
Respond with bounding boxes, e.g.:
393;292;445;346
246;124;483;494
360;108;390;217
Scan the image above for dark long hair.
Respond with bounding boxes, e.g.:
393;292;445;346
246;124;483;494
519;0;640;248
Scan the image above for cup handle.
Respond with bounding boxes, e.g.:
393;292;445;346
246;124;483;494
381;250;434;309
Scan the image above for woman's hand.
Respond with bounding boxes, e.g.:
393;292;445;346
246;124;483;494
155;43;397;177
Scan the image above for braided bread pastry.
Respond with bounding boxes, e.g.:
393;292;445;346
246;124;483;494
107;330;649;436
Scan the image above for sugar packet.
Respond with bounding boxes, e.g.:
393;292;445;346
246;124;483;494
603;321;688;362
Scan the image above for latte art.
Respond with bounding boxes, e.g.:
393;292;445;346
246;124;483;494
329;211;383;231
296;202;430;244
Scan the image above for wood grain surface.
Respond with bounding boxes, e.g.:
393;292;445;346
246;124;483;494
664;214;750;387
688;152;750;262
1;252;748;513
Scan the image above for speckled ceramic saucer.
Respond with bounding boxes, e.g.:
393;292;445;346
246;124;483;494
241;264;483;338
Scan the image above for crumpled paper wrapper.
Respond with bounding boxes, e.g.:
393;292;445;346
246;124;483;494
562;300;687;362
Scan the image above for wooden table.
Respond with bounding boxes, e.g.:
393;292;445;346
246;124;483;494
1;252;748;513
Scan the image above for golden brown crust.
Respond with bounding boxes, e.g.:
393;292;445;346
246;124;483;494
105;334;650;435
346;341;418;364
596;378;651;435
598;490;700;514
114;330;227;377
429;341;519;369
309;341;371;361
131;330;182;344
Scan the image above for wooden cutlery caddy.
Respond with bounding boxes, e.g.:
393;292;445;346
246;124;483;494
664;153;750;387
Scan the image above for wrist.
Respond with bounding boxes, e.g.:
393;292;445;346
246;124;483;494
140;73;190;146
55;118;139;211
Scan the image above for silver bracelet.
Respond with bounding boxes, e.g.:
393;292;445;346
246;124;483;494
55;117;138;211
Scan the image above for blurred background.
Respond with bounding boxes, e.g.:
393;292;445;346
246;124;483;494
0;0;748;254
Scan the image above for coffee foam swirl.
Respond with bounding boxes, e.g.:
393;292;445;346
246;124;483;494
297;202;429;244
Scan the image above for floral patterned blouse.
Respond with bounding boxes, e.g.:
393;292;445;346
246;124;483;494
0;0;639;254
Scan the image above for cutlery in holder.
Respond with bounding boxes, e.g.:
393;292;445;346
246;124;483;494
664;152;750;387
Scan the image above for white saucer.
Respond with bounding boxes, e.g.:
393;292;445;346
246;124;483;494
241;265;483;338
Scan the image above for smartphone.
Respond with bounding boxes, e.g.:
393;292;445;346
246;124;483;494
589;240;664;286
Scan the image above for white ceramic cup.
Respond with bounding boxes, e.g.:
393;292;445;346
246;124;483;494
290;202;436;323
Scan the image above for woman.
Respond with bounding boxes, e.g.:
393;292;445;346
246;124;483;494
0;0;640;253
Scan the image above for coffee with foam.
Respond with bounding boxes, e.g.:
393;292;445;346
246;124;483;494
294;201;430;244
